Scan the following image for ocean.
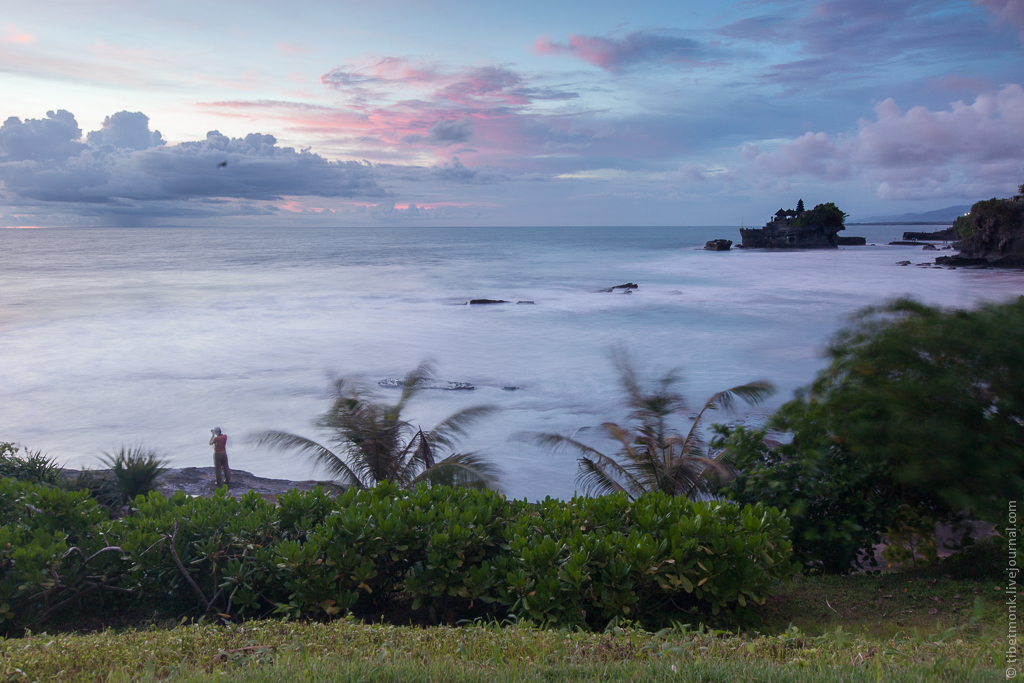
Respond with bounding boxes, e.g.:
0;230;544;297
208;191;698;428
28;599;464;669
2;225;1021;500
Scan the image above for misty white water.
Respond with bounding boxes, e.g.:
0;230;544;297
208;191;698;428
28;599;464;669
2;225;1022;500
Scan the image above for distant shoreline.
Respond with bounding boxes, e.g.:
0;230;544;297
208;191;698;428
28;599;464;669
846;221;953;226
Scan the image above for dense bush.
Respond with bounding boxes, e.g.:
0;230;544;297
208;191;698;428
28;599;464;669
0;478;114;634
1;477;796;634
720;297;1024;573
0;442;62;486
492;493;795;628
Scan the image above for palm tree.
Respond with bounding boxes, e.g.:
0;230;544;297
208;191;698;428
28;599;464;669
523;353;774;500
253;362;500;490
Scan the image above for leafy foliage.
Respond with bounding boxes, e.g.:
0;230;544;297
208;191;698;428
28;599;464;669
721;297;1024;572
792;202;847;228
716;421;945;574
800;298;1024;521
0;477;796;633
0;442;62;486
0;478;114;635
524;354;774;499
953;196;1024;242
93;445;170;508
254;362;499;490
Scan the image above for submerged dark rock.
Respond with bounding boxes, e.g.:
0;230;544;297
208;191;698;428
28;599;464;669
469;299;509;304
379;378;475;390
599;283;639;292
704;239;732;251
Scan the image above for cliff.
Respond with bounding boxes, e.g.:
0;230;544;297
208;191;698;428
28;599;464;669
936;196;1024;267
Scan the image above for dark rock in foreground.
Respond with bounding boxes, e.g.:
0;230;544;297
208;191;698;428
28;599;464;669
154;467;344;501
599;283;639;292
704;239;732;251
469;299;508;304
60;467;344;502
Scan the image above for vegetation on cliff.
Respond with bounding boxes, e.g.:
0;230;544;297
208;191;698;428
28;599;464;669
952;195;1024;241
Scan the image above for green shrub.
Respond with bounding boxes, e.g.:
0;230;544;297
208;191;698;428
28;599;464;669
492;493;796;628
5;481;796;632
0;443;62;486
0;478;113;635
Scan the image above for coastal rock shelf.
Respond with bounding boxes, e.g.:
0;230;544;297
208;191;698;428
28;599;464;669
61;467;344;502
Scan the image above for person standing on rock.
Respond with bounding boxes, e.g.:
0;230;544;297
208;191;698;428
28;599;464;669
209;427;231;487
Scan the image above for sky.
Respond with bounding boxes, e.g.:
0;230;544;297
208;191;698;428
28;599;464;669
1;0;1023;227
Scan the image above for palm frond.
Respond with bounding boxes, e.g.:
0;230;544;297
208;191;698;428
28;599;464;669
681;380;776;457
669;454;735;499
251;430;365;489
704;380;776;414
427;405;498;450
396;359;437;410
576;456;631;498
409;452;500;490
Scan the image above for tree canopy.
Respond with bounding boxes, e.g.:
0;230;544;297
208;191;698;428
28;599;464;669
721;297;1024;571
793;202;846;228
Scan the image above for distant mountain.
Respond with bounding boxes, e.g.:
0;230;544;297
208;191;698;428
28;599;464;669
852;205;972;224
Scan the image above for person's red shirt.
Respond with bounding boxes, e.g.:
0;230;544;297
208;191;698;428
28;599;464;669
212;434;227;454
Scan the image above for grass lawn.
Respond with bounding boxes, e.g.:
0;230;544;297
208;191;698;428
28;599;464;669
1;567;1012;682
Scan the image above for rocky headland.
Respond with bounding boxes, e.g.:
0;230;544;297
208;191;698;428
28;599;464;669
936;195;1024;267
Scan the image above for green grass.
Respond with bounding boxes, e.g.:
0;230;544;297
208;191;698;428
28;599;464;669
1;569;1012;682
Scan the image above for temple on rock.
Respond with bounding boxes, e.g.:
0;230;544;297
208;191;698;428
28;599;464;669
740;200;851;249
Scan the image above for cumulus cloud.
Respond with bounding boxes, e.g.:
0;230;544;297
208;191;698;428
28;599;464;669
0;109;85;161
533;30;715;71
741;84;1024;199
0;110;386;220
86;111;164;150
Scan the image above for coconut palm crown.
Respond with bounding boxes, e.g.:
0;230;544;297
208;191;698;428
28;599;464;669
253;362;499;490
524;354;774;500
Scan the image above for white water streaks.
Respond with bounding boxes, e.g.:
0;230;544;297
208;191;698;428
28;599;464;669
1;225;1021;500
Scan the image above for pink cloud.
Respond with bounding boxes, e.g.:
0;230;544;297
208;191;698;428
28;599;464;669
742;84;1024;199
533;30;712;71
3;25;34;44
276;41;312;55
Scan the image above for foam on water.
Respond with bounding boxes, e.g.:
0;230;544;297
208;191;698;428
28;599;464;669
1;225;1021;500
